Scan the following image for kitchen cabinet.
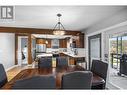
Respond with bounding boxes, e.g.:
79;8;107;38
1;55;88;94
46;39;51;48
75;33;84;48
36;38;51;48
37;38;67;48
59;53;75;65
69;57;75;65
59;39;67;48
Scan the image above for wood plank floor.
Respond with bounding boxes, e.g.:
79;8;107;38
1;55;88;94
6;65;33;81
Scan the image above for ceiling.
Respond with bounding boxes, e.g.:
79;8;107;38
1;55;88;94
0;6;126;31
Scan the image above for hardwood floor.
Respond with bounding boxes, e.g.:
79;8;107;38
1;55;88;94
6;65;33;81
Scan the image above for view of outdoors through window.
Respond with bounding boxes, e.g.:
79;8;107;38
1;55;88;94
110;35;127;70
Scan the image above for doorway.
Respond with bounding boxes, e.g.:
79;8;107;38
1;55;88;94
88;33;102;69
17;36;28;66
109;34;127;89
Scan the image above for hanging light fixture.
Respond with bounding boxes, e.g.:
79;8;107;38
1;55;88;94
45;31;48;44
45;37;48;44
53;13;66;35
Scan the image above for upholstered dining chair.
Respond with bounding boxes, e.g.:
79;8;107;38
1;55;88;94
0;64;8;88
91;60;108;89
56;57;68;67
12;75;56;89
61;71;93;89
38;57;52;68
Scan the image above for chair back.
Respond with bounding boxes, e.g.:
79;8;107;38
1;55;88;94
0;64;8;88
91;60;108;81
62;71;93;89
38;57;52;68
12;75;56;89
57;57;68;67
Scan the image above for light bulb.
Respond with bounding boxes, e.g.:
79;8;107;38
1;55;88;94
45;40;48;44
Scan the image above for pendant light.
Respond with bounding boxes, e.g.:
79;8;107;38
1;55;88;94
53;13;66;35
45;31;48;44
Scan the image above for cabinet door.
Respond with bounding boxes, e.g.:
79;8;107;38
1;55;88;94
62;39;67;48
59;39;63;48
46;39;51;48
36;39;51;48
75;33;84;48
36;39;45;44
59;39;67;48
79;33;84;48
69;57;75;65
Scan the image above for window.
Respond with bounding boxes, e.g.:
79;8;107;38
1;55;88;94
122;36;127;54
110;35;127;69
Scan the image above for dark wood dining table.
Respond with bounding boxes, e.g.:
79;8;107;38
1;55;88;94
2;65;105;89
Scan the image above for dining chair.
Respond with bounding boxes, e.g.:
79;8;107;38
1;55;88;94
61;71;93;89
38;57;52;68
12;75;56;89
0;64;8;88
91;60;108;89
56;57;68;67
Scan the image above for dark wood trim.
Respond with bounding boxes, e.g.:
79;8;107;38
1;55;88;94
0;26;81;35
15;34;29;65
15;34;18;65
28;34;32;64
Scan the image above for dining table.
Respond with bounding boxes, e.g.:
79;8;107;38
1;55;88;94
2;65;105;89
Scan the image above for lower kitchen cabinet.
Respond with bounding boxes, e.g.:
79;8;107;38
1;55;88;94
69;57;76;65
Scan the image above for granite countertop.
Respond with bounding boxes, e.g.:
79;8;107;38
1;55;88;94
37;53;53;58
62;52;85;58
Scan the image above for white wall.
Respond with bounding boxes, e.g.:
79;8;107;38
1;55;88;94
0;33;15;70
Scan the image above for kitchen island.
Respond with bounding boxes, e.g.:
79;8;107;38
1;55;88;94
62;51;85;58
60;50;86;67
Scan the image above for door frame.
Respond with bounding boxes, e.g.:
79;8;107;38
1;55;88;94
88;33;102;69
15;34;28;65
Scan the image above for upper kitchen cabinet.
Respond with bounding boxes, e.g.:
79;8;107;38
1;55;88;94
36;38;51;48
75;33;84;48
36;38;67;48
59;39;67;48
46;39;51;48
36;38;45;44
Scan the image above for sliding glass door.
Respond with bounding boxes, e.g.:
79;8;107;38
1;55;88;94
122;36;127;54
110;35;127;70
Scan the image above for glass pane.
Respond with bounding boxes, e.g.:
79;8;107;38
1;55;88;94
122;36;127;54
118;37;122;54
117;37;122;69
110;37;117;69
110;37;117;54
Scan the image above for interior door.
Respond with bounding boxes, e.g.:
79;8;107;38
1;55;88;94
88;33;101;69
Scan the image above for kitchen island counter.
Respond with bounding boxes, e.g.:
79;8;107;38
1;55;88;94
62;52;85;58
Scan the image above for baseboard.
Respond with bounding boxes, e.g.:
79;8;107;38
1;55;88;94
6;65;19;72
